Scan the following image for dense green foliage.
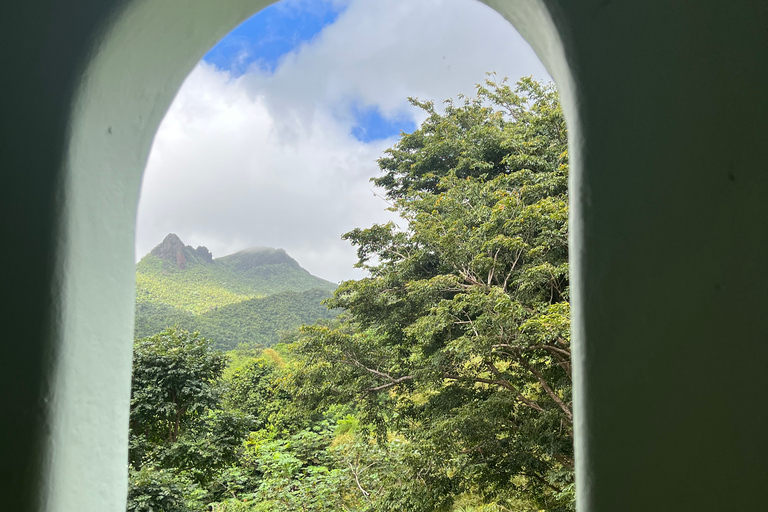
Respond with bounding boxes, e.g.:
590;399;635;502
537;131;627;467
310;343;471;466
129;331;510;512
128;328;252;511
135;242;337;349
129;76;573;511
136;288;336;348
292;76;573;510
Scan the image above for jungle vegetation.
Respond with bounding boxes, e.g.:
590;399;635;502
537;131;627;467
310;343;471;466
129;75;572;511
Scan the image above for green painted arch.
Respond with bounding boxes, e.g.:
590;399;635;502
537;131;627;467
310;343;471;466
52;1;575;511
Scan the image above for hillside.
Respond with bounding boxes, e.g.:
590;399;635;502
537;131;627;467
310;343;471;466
135;234;337;348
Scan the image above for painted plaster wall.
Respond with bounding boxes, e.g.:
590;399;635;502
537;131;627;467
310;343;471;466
1;1;767;511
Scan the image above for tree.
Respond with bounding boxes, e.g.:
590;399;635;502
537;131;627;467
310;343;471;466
224;353;292;432
130;327;228;447
126;467;188;512
373;75;565;199
128;328;250;509
292;76;573;511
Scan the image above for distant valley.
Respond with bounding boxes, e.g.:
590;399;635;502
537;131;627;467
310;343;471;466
135;233;337;349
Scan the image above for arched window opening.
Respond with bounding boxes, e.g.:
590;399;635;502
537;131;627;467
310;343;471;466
128;1;570;511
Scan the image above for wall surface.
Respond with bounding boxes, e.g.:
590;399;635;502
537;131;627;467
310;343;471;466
550;3;768;510
1;0;767;511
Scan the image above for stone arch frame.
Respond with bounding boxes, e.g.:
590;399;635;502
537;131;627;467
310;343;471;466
5;1;768;511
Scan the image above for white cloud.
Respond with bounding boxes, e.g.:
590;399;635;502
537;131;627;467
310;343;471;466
136;0;550;282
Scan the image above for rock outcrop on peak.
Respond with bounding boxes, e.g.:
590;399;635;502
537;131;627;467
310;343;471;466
149;234;215;269
150;233;188;269
195;246;213;263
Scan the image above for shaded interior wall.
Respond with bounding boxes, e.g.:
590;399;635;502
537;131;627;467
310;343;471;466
550;3;768;510
0;1;128;509
1;0;768;511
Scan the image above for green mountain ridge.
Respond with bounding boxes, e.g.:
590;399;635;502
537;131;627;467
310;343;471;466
135;233;338;348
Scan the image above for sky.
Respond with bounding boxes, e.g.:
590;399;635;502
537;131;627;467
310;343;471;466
135;0;551;283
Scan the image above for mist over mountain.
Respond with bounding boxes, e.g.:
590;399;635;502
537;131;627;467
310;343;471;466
135;233;337;348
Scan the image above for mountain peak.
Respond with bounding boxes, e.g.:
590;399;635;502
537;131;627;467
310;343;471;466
150;233;214;269
150;233;188;269
218;246;301;271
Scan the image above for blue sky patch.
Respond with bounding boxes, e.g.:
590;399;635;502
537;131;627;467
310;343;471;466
350;105;416;143
204;0;346;75
202;0;412;143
